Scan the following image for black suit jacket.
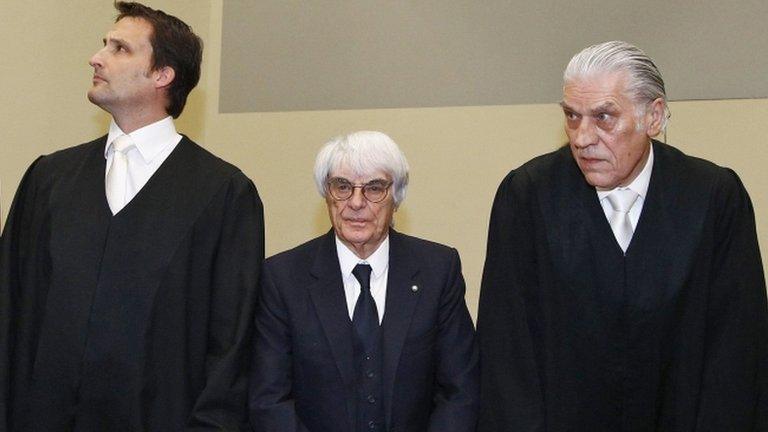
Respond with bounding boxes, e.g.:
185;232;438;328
250;230;479;432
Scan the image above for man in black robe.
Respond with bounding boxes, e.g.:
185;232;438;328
478;41;767;431
0;3;263;431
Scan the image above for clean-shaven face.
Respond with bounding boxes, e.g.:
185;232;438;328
326;166;394;258
561;71;653;189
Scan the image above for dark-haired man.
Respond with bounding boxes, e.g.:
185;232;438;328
0;3;263;431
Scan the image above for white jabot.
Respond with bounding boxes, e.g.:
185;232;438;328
606;189;640;252
597;144;654;252
336;236;389;323
103;116;182;215
105;135;135;214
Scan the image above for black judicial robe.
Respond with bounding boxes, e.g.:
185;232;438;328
0;136;264;431
477;141;767;431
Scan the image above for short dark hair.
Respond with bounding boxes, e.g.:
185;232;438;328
115;1;203;118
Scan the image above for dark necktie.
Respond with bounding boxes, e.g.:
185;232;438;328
352;264;379;351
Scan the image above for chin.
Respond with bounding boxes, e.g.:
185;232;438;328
344;231;372;243
583;173;616;190
87;91;105;106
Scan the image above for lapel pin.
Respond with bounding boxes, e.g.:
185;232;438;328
411;285;419;292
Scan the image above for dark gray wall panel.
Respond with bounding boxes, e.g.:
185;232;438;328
220;1;768;113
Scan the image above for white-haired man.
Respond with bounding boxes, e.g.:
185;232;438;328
478;41;766;431
250;131;479;432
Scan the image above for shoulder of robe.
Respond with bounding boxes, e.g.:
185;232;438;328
21;135;107;187
494;145;571;199
176;136;263;201
653;140;746;199
179;136;242;180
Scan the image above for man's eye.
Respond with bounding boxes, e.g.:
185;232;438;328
596;113;611;122
335;183;351;192
366;184;385;193
564;111;578;120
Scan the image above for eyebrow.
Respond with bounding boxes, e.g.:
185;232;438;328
558;101;618;114
103;36;131;48
590;102;618;114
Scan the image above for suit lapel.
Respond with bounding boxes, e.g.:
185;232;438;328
307;232;355;386
380;230;421;428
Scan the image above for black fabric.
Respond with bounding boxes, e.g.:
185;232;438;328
351;264;384;432
250;230;479;432
354;342;384;432
351;264;379;355
0;136;265;431
477;141;768;431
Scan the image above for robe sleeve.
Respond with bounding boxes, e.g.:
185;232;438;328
477;170;545;432
694;169;767;431
248;261;311;432
186;173;265;431
0;157;44;429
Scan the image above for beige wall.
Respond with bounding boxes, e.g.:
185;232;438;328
2;1;766;317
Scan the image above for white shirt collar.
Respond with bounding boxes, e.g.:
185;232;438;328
104;116;179;163
335;235;390;280
597;143;654;200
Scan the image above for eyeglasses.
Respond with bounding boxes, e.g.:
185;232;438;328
326;177;392;203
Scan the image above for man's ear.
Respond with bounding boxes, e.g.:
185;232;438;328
645;97;666;137
154;66;175;89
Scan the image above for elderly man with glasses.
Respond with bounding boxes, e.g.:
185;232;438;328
249;131;479;432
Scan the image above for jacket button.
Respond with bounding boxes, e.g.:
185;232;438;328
367;394;376;403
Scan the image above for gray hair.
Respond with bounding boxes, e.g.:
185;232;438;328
564;41;669;129
314;131;410;206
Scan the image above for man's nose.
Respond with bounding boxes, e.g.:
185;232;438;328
571;119;598;149
347;187;367;209
89;48;105;69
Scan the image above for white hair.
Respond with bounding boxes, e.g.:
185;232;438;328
564;40;670;130
313;131;410;206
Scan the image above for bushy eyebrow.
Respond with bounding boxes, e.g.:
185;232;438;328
590;101;619;114
559;101;618;115
329;176;389;184
559;101;578;113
